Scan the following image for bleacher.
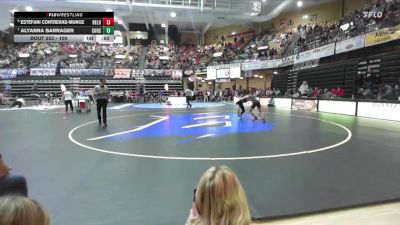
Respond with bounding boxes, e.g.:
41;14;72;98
273;45;400;98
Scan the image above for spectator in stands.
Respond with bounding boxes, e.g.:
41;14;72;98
284;89;292;97
363;88;376;99
322;88;334;99
5;84;11;97
273;88;281;96
298;81;309;96
32;83;38;94
0;153;28;197
378;83;394;100
0;92;4;105
371;73;382;90
394;83;399;100
311;87;320;97
186;165;251;225
331;86;345;98
0;196;51;225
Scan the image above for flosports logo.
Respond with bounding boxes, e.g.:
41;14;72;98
362;11;383;19
87;113;275;144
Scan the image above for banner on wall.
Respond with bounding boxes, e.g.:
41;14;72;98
294;43;335;64
60;69;104;76
30;68;42;76
292;59;319;71
357;102;400;121
292;99;318;112
105;69;114;76
208;63;241;71
365;24;400;47
171;70;183;80
131;69;141;79
0;69;18;79
113;69;131;79
30;68;55;76
335;35;365;54
226;30;255;38
242;59;282;71
280;55;295;67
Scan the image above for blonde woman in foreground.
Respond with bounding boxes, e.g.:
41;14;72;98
186;165;251;225
0;195;51;225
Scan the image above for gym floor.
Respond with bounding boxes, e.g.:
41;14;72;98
0;102;399;225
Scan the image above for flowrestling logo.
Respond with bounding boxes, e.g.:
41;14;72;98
87;113;275;144
362;11;383;19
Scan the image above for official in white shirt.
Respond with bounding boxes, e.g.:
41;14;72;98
62;89;74;112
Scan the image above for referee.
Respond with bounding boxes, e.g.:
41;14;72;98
94;79;109;126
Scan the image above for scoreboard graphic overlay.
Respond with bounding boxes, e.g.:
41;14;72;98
14;12;115;43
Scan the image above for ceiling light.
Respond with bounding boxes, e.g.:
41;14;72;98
106;9;113;12
297;1;303;7
136;31;141;33
208;82;212;84
260;76;264;78
161;23;166;28
262;0;267;2
170;12;177;18
273;71;278;75
254;75;259;77
25;6;33;11
303;14;309;19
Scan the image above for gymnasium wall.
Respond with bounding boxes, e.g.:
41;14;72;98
203;0;367;45
343;0;366;16
204;23;257;45
260;1;341;33
181;32;201;45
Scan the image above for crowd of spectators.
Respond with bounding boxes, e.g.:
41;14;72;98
354;69;400;100
145;41;216;69
0;41;142;70
295;0;400;53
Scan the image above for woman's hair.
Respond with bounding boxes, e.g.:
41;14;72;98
191;165;251;225
0;196;51;225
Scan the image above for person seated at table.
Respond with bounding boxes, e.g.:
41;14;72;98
298;81;309;97
331;86;345;98
377;84;394;100
311;87;320;97
321;88;334;99
0;92;4;105
394;83;399;100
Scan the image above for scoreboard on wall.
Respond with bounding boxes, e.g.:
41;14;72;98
14;12;115;43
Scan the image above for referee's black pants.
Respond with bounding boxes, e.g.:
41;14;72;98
186;96;192;107
64;100;73;112
96;99;108;124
